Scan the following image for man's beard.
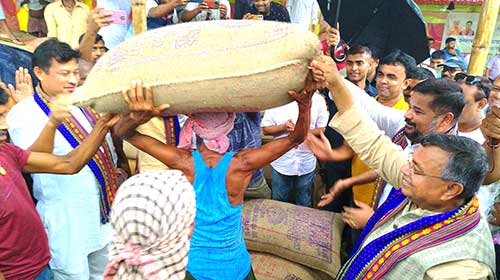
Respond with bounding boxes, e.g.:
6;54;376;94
403;118;423;143
403;117;439;144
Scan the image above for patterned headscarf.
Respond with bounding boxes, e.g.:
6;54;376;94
178;112;236;153
103;170;196;280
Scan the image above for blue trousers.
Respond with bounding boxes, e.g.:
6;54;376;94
271;168;315;207
35;265;52;280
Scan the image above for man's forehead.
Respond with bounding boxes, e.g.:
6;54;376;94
414;145;449;166
49;58;79;70
410;92;435;108
348;53;371;60
379;63;406;76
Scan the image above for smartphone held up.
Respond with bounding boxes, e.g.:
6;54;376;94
101;9;127;25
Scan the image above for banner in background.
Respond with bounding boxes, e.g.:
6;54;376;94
443;12;500;54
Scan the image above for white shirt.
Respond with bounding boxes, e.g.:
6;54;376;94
97;0;132;49
331;80;406;139
459;128;496;219
183;0;231;22
261;93;328;176
377;143;415;208
333;80;406;207
286;0;320;31
7;96;115;273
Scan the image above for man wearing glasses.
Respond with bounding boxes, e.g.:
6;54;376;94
309;56;495;279
308;66;465;229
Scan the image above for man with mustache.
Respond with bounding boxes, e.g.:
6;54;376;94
309;55;495;280
308;64;466;230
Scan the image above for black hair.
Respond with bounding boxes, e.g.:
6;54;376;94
431;50;446;60
445;37;456;44
347;45;372;58
0;90;8;105
78;33;105;45
379;49;417;78
412;78;464;122
32;38;80;72
407;67;436;80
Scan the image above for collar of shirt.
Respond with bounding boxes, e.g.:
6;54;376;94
364;80;378;97
57;1;86;10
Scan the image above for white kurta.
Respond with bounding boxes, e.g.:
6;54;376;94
7;96;115;273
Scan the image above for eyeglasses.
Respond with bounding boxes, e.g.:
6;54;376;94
407;153;443;179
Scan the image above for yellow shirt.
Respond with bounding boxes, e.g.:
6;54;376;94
351;94;408;205
44;1;89;49
132;117;170;172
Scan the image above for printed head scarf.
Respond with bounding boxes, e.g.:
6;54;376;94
103;170;196;280
177;112;236;153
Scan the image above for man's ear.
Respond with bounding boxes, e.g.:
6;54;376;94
438;112;455;129
441;182;464;201
477;98;488;111
402;79;411;90
33;66;45;81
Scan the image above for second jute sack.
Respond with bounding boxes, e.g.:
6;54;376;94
242;199;344;277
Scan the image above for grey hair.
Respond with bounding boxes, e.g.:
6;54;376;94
420;133;488;200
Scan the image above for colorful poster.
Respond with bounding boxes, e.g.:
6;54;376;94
443;12;500;54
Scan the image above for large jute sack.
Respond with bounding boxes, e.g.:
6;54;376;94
250;251;332;280
69;20;322;114
242;199;344;277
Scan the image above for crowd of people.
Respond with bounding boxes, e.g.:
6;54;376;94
2;0;500;279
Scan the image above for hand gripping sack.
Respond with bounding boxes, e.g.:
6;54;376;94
69;20;322;114
242;199;345;277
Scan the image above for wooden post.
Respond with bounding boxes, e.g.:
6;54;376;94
467;0;500;75
132;0;147;35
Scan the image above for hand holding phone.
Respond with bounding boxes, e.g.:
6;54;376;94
101;9;127;25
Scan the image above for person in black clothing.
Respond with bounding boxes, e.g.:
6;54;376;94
242;0;290;22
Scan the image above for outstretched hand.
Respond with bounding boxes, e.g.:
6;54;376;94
5;67;34;103
48;94;72;126
99;113;121;128
342;200;373;229
310;55;340;89
317;179;350;208
305;131;334;161
121;80;170;125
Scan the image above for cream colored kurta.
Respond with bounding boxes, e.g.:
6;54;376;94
330;106;495;279
44;1;89;49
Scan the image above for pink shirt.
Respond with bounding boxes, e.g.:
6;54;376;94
0;143;50;279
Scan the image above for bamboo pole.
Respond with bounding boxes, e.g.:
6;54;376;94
132;0;147;35
467;0;500;75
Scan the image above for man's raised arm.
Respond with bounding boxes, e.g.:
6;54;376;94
233;75;316;173
310;56;406;187
113;81;190;172
23;114;120;174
